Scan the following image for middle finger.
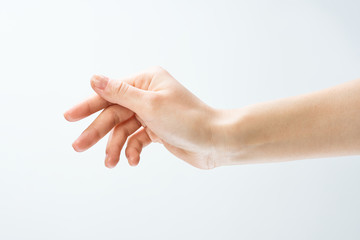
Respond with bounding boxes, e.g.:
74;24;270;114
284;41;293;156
72;105;134;152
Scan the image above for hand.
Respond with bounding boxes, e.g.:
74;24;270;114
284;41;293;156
64;67;219;169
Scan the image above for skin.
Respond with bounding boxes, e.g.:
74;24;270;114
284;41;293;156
64;66;360;169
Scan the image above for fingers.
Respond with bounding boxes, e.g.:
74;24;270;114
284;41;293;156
90;75;151;114
72;105;134;152
64;68;163;122
64;94;111;122
125;128;152;166
105;117;142;168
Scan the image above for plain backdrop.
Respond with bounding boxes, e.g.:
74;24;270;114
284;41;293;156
0;0;359;239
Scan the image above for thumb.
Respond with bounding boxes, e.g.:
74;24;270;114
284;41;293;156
90;75;147;113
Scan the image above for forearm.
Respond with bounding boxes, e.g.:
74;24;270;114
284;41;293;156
213;79;360;166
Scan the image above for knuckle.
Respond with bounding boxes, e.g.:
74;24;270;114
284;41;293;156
120;126;129;138
113;124;126;138
150;65;164;72
147;65;166;76
154;65;164;72
113;81;129;98
105;105;120;124
91;127;101;141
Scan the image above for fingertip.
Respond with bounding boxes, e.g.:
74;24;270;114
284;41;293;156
90;75;97;89
91;74;109;92
91;74;104;81
105;154;117;169
105;162;114;168
63;111;72;121
127;154;140;166
63;110;79;122
72;141;84;152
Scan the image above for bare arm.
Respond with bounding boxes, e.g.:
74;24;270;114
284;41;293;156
213;79;360;166
64;67;360;169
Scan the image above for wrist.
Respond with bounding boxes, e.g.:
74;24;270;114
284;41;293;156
210;107;250;167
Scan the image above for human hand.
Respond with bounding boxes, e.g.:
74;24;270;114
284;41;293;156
64;67;220;169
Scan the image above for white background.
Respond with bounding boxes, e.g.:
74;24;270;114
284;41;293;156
0;0;359;239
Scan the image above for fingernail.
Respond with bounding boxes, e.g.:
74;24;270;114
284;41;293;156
128;156;137;167
92;75;109;90
105;154;114;168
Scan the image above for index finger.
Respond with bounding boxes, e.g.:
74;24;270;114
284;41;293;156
64;94;111;122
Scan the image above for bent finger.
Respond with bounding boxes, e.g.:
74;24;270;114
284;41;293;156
125;128;152;166
72;105;134;152
105;117;142;168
